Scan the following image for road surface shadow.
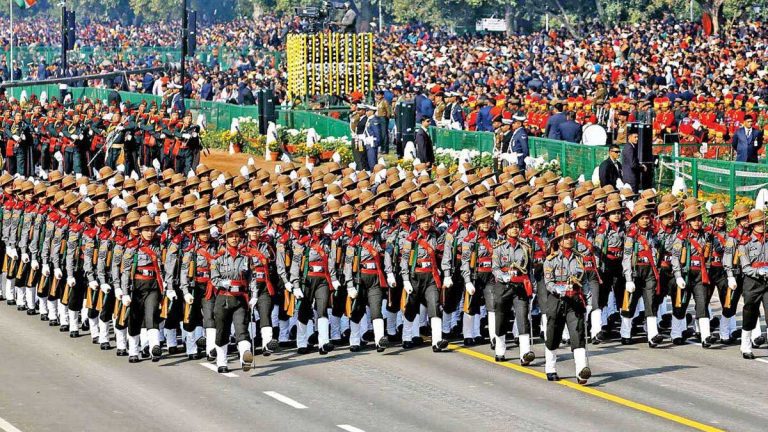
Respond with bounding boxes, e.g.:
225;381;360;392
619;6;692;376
588;364;697;386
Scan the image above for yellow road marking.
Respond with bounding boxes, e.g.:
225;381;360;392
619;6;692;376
449;344;724;432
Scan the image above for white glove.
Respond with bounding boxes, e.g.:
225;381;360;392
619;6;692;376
183;133;191;139
403;281;414;295
88;280;99;290
465;282;476;295
348;286;358;299
184;293;194;304
54;268;63;280
727;277;738;290
5;248;17;260
12;134;20;141
166;290;177;301
147;203;157;217
332;280;341;290
116;126;124;131
625;281;636;293
100;283;111;294
293;287;304;299
443;276;454;289
21;253;29;263
284;281;294;293
387;273;397;287
31;260;39;270
66;277;76;287
210;226;219;238
676;277;686;289
115;288;124;298
42;264;50;277
248;297;258;308
159;212;168;225
121;295;132;306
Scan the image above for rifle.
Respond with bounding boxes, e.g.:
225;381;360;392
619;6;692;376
676;239;691;308
464;241;479;314
623;239;637;313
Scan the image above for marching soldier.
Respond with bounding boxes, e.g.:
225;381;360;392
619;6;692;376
121;215;165;363
442;199;474;343
523;204;550;344
400;206;448;352
655;201;681;338
344;209;389;352
621;200;663;347
722;204;751;344
163;209;196;355
707;203;731;345
28;184;56;321
64;199;95;338
593;200;626;343
180;217;218;360
242;216;280;356
9;180;36;313
671;206;714;347
82;201;112;346
543;224;590;384
736;209;768;360
210;221;255;372
330;205;355;345
572;205;601;342
459;207;496;347
96;207;129;354
290;212;337;355
276;208;305;347
489;212;534;363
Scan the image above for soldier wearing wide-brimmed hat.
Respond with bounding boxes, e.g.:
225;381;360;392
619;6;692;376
458;206;496;348
328;204;356;346
491;212;535;363
592;199;627;344
399;206;448;352
120;214;165;364
344;209;390;353
570;205;602;344
179;215;220;361
161;208;196;356
703;202;734;346
274;207;306;347
669;205;714;348
81;201;114;349
620;199;663;348
289;211;338;355
440;198;474;340
543;223;590;385
721;204;752;346
655;201;680;340
737;209;768;360
208;221;255;373
242;216;280;357
522;203;550;340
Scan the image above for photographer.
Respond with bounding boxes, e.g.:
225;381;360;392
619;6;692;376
334;1;357;33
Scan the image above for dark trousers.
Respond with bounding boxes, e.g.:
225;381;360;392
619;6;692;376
15;145;30;177
128;279;160;336
545;296;586;351
106;147;121;169
622;265;660;318
175;148;193;174
671;271;712;319
296;276;330;324
602;259;625;310
66;269;86;312
385;274;403;314
494;281;531;337
464;273;488;315
99;290;116;323
213;293;249;346
713;268;740;318
742;276;768;332
182;284;206;332
63;148;83;175
141;144;160;169
164;287;183;331
349;273;383;323
443;271;464;314
202;294;216;328
253;283;274;329
404;272;439;321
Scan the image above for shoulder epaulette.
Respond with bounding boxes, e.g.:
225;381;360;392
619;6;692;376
125;238;139;249
406;231;419;242
463;231;477;242
70;223;84;233
48;212;60;223
349;235;361;247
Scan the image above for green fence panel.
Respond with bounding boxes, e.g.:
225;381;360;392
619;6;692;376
429;127;494;153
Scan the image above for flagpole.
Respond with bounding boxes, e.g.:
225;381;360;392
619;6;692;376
9;0;13;82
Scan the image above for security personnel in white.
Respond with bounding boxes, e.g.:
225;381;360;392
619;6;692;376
542;223;590;384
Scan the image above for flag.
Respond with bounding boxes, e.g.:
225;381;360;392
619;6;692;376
14;0;37;9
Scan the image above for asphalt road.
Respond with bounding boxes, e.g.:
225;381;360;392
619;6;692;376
0;303;765;432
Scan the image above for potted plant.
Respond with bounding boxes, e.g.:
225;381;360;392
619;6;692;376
267;140;282;161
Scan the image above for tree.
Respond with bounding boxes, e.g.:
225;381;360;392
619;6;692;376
695;0;725;33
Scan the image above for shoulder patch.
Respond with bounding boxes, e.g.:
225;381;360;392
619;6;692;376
463;232;477;242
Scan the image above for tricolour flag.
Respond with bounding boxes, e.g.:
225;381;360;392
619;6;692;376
14;0;37;9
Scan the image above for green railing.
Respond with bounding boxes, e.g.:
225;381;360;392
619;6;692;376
529;137;764;208
4;46;282;77
429;127;494;153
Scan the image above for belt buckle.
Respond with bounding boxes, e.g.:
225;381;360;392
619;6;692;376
256;272;265;279
230;286;240;293
311;266;323;272
420;262;431;268
142;269;152;276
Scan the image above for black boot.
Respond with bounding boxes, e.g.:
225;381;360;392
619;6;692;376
116;349;128;357
100;342;110;350
546;373;560;382
151;345;162;362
